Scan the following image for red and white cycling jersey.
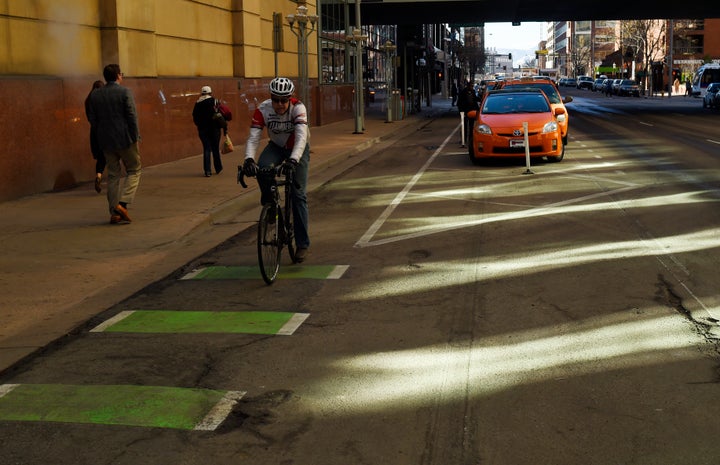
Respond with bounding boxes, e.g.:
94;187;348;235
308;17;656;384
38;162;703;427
244;97;309;162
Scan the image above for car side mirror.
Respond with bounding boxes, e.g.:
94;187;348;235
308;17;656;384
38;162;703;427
467;110;477;119
554;107;566;116
563;95;573;104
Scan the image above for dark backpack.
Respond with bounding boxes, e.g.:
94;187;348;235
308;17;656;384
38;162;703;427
457;88;477;112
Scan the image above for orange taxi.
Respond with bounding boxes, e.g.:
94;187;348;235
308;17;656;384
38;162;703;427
466;89;566;164
494;77;572;145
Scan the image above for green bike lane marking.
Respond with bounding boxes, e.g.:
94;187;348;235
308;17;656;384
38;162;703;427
0;384;244;430
180;265;349;280
90;310;309;335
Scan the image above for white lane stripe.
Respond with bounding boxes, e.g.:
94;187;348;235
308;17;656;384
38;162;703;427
194;390;246;431
355;125;459;248
180;268;205;280
327;265;349;279
277;313;310;335
0;384;19;398
90;311;135;332
707;139;720;145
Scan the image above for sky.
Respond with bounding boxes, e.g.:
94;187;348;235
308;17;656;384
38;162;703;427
484;22;545;64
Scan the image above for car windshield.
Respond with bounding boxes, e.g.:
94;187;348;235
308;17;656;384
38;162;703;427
482;93;550;114
501;83;561;103
621;79;635;85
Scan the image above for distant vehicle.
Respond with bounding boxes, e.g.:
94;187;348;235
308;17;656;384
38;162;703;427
611;79;623;94
559;77;577;87
702;82;720;108
617;79;640;97
692;64;720;98
576;76;594;90
592;78;605;92
601;78;615;94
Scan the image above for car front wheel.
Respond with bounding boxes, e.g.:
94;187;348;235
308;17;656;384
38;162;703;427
547;142;565;163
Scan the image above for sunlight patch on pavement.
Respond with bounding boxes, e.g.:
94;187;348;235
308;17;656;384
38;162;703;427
300;311;700;413
345;226;720;301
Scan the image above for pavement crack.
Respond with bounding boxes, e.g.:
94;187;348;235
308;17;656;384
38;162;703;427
656;274;720;353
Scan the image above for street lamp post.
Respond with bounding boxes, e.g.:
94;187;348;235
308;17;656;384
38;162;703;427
380;40;397;123
287;4;318;108
346;28;368;133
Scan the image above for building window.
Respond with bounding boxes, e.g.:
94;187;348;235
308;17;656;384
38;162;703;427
319;0;396;85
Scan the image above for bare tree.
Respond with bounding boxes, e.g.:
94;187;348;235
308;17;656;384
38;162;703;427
622;20;666;92
570;34;592;76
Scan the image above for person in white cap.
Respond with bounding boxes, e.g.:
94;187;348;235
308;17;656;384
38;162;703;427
192;85;224;177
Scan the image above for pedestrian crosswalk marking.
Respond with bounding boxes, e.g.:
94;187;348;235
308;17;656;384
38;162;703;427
90;310;309;335
180;265;349;280
0;384;244;430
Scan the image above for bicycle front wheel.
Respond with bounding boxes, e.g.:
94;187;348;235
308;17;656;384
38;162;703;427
257;204;282;284
283;195;297;263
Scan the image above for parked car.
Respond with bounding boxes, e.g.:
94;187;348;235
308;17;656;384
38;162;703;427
592;78;605;92
702;82;720;108
617;79;640;97
576;76;594;90
466;89;566;164
611;79;623;94
561;77;577;87
495;77;572;145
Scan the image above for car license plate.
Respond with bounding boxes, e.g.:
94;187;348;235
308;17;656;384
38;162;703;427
510;139;525;148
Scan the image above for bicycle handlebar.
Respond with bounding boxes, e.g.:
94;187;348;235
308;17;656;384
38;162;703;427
237;165;248;188
237;164;301;190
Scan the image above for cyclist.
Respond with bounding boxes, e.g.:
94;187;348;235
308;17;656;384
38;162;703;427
243;77;310;262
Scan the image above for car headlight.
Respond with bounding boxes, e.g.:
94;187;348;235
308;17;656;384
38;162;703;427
542;121;558;133
476;124;492;135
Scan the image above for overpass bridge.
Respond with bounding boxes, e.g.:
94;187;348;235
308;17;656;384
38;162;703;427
356;0;717;25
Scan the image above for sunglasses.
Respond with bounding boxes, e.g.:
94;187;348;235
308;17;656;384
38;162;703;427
271;97;289;104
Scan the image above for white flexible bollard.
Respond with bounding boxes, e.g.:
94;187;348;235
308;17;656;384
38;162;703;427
523;121;533;175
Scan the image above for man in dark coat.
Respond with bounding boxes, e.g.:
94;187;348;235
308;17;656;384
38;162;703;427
86;64;141;224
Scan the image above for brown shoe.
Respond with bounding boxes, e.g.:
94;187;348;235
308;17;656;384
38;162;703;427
295;247;308;263
109;214;122;224
114;204;132;222
94;177;102;193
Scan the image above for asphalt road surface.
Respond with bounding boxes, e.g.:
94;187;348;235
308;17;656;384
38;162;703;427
2;91;720;465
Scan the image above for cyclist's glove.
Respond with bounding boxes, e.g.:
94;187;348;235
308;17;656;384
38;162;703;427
243;158;258;177
280;158;298;176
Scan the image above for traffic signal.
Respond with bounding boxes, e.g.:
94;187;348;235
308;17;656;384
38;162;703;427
508;53;512;60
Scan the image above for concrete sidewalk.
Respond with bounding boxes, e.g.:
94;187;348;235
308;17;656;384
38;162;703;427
0;97;457;375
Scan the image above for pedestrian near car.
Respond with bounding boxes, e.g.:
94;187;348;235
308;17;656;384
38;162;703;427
86;64;141;225
192;86;224;177
685;79;692;97
451;81;458;106
457;80;479;145
84;80;106;194
242;77;311;263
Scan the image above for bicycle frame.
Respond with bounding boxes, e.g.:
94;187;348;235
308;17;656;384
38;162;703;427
238;164;298;284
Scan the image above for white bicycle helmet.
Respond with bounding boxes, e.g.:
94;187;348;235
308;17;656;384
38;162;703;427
269;77;295;97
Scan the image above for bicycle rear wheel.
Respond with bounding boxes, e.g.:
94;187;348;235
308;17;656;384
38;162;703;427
257;204;282;284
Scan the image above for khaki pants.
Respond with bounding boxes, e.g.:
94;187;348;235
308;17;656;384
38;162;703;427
105;142;142;215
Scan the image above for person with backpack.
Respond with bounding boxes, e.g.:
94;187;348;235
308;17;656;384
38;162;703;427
457;80;479;146
192;85;225;177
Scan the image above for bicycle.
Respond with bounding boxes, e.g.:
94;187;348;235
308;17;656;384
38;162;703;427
238;164;299;284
